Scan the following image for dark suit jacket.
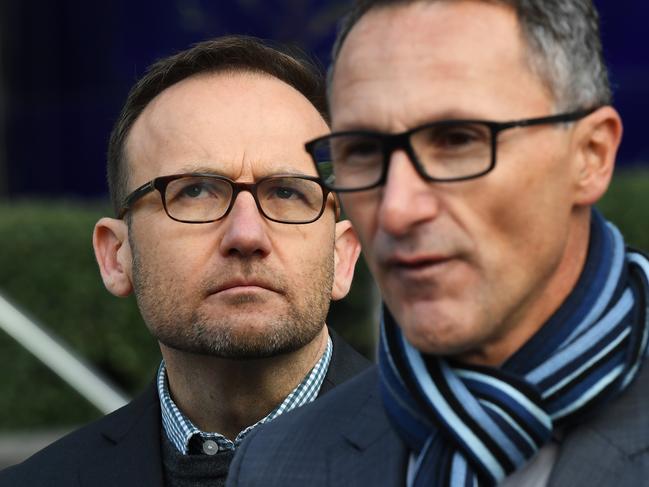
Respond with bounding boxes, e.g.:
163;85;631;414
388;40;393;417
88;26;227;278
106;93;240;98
0;330;369;486
227;360;649;487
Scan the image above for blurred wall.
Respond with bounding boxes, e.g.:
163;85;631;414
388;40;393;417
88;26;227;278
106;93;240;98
0;0;647;200
0;0;349;199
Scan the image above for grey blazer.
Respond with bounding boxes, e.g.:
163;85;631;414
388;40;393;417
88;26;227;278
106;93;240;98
227;361;649;487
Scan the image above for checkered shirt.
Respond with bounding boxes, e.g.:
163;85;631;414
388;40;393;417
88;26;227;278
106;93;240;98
158;335;333;455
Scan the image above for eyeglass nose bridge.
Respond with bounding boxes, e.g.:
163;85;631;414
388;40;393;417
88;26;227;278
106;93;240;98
151;174;328;225
219;180;267;221
380;131;436;185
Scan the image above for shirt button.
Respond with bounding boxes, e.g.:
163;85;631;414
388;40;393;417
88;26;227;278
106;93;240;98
202;439;219;456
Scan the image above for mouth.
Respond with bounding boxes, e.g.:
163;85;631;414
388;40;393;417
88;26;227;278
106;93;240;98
209;278;280;295
384;253;456;279
389;253;453;268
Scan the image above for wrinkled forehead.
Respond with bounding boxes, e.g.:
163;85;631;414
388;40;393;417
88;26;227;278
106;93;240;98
335;1;525;80
124;72;330;188
329;0;550;130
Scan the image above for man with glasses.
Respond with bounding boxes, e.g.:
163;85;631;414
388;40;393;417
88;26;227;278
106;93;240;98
228;1;649;486
0;36;368;486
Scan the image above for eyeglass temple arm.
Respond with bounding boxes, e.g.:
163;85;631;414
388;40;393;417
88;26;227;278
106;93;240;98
117;181;156;219
499;107;599;131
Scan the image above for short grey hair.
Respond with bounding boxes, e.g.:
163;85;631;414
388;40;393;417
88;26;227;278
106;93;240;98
329;0;611;111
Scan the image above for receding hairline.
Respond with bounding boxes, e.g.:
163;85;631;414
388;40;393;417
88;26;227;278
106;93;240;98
120;67;329;195
330;0;556;106
107;35;328;216
332;0;610;114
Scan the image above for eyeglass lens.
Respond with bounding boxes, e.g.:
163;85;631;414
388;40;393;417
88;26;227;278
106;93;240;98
312;122;493;189
163;175;324;223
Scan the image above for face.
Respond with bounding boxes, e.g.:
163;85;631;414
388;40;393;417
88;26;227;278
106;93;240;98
120;72;343;358
332;1;588;364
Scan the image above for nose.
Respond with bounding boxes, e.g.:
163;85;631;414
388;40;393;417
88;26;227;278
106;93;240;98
218;191;272;258
377;149;441;237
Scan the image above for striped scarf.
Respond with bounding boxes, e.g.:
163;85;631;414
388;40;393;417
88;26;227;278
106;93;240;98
378;211;649;487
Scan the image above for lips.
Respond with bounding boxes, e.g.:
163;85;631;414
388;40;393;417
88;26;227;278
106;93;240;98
209;277;280;295
386;253;453;269
381;253;458;284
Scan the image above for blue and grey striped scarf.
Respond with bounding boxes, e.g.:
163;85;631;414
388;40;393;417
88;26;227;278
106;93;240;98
378;211;649;487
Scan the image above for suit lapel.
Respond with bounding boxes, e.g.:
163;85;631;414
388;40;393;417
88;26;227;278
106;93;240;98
319;328;372;396
548;428;629;487
78;382;164;487
549;363;649;486
327;371;407;487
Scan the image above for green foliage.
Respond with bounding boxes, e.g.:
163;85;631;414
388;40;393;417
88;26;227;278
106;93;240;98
0;201;160;429
0;168;647;429
0;199;377;429
328;258;378;360
597;169;649;252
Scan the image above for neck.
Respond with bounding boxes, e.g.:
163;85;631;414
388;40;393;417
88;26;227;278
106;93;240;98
159;326;329;440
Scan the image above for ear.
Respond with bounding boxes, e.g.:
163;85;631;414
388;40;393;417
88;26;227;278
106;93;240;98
571;106;623;206
92;217;134;297
331;219;362;301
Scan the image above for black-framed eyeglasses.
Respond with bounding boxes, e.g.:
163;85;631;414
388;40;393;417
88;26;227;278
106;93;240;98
118;173;331;224
305;107;599;192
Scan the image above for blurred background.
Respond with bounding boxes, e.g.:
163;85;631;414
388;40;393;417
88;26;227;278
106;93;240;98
0;0;647;467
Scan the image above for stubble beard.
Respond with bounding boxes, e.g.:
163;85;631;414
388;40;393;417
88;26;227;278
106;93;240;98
130;243;334;359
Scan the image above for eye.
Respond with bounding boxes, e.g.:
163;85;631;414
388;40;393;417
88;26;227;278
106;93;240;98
180;183;208;198
270;186;303;200
437;129;479;147
259;177;322;210
166;177;229;203
441;130;476;146
332;136;382;163
345;141;381;160
426;124;489;150
178;182;215;199
348;140;378;156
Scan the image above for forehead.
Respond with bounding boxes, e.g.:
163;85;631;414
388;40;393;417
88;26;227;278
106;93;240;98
126;72;329;186
331;0;552;131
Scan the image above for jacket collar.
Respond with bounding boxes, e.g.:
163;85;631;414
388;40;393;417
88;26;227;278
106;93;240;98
319;327;371;396
79;382;164;486
549;360;649;486
327;368;408;487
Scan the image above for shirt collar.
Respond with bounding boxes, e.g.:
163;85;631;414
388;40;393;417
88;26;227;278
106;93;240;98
158;334;333;455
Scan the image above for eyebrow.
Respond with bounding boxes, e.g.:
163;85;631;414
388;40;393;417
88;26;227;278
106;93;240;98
175;164;316;178
176;164;223;174
333;109;494;132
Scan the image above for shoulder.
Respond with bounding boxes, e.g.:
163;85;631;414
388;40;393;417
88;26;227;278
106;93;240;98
0;382;159;486
550;359;649;486
250;366;378;447
228;367;384;486
570;354;649;450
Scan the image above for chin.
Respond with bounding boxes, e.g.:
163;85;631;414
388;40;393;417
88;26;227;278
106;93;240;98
401;326;465;357
158;331;305;359
395;303;477;357
154;315;324;359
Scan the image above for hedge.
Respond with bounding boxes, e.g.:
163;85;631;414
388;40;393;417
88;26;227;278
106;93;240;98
0;201;377;429
0;168;647;429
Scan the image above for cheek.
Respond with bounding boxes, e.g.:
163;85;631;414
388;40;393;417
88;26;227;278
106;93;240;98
283;226;334;271
132;223;209;288
469;171;573;288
